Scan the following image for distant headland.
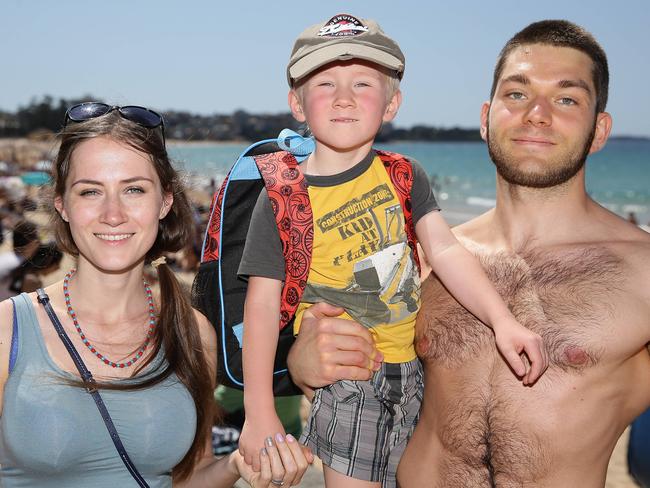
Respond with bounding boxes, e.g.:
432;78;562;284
1;96;647;145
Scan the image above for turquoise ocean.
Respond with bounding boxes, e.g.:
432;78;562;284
169;139;650;227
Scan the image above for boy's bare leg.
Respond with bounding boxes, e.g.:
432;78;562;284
323;466;381;488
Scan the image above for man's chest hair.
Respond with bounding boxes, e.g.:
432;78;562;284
416;245;624;371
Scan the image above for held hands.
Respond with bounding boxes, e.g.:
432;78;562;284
492;315;548;385
239;413;286;472
231;433;313;487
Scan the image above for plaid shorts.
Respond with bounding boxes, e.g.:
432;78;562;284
300;358;423;487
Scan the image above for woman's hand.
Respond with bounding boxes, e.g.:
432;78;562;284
230;434;313;487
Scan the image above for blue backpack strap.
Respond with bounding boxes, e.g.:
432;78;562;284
199;130;314;263
8;297;19;373
199;137;276;263
277;128;314;159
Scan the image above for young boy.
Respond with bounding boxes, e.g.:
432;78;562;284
238;14;548;487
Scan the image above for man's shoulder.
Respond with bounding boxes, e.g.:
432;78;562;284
449;210;495;241
565;218;650;309
605;231;650;343
608;228;650;288
592;212;650;263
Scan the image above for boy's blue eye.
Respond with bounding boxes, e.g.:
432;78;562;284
126;187;145;194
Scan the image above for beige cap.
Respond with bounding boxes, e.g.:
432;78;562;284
287;14;405;86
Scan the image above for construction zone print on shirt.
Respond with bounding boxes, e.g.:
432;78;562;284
295;156;420;363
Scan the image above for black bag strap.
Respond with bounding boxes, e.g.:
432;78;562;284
36;289;150;488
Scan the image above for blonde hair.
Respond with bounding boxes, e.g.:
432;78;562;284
384;72;401;101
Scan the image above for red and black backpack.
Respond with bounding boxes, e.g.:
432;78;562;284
191;131;419;395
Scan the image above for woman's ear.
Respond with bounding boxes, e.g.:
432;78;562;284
54;195;68;222
159;192;174;219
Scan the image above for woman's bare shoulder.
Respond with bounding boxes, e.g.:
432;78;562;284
0;298;18;411
193;308;217;360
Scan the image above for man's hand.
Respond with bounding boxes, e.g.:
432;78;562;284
287;302;382;399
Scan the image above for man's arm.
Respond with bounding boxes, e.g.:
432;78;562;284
286;302;382;400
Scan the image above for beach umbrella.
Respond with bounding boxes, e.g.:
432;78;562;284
21;171;51;186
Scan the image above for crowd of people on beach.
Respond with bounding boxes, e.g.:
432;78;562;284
0;13;648;488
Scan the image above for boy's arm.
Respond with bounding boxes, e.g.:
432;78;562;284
241;276;286;470
415;211;548;384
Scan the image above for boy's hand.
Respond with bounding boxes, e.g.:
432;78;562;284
239;413;286;472
493;316;548;385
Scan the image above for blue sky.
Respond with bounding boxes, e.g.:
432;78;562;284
2;0;649;136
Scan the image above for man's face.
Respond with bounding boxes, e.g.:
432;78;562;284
481;44;610;188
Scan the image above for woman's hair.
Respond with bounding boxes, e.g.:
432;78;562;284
50;112;214;480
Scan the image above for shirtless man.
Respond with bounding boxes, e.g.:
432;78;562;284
288;20;650;487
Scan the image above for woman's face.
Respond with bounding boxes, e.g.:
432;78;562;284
54;136;172;273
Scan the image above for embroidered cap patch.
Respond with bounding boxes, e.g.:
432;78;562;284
318;14;369;37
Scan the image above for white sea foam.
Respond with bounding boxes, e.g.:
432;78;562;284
466;196;496;207
622;204;648;213
169;140;650;224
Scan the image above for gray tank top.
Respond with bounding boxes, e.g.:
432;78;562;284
0;293;197;487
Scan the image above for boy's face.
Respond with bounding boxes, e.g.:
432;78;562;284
289;60;401;153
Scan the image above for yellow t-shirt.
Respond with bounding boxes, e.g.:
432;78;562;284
294;156;420;363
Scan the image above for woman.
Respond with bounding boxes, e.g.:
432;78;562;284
0;103;311;487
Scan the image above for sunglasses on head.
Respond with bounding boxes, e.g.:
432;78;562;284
64;102;166;143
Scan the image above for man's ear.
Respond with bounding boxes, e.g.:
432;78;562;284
54;195;68;222
480;101;491;142
383;89;402;123
588;112;613;155
159;192;174;219
288;89;306;123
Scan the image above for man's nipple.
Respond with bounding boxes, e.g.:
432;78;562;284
563;345;589;366
415;336;431;357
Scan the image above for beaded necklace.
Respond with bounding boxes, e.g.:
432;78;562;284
63;269;156;369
